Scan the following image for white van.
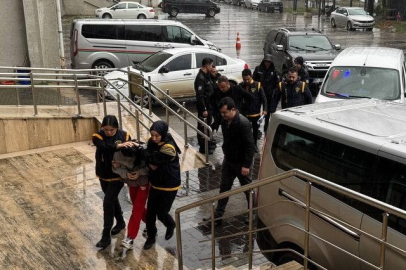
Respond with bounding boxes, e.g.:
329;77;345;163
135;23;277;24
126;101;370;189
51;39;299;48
257;99;406;269
70;19;220;69
315;47;406;103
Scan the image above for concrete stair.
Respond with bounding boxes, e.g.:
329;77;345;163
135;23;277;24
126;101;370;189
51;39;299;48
196;261;303;270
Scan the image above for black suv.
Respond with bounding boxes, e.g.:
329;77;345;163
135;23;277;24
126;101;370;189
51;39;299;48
258;0;283;13
263;28;341;95
162;0;221;17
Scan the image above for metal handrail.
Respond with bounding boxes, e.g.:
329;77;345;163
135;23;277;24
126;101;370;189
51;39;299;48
174;169;406;270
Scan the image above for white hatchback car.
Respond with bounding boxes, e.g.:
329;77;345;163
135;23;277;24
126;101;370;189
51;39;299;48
95;1;155;19
245;0;261;9
103;47;248;105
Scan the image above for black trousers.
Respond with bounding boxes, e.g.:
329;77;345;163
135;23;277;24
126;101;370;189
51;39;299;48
247;115;260;145
215;158;252;217
99;179;125;230
197;110;213;147
146;187;178;239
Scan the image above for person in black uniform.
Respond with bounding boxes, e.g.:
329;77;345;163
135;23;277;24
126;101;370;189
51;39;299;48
92;115;132;249
253;55;279;135
203;97;256;226
131;120;181;250
239;68;267;149
195;58;216;154
210;76;255;132
294;56;310;84
271;67;313;112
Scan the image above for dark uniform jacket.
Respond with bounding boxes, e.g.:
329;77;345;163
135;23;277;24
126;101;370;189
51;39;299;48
253;61;279;113
298;66;310;83
195;69;214;113
142;134;181;191
239;79;268;117
272;80;313;111
92;129;131;181
221;112;255;168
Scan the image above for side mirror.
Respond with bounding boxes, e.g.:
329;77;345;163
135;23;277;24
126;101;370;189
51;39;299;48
343;12;348;16
276;44;284;51
334;44;341;50
190;34;197;45
159;66;169;73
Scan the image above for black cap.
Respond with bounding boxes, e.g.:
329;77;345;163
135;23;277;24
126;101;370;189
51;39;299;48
263;55;272;62
294;56;304;66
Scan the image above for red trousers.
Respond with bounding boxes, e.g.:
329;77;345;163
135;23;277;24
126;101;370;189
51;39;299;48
127;184;150;239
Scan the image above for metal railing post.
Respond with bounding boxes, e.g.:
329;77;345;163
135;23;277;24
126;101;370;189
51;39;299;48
204;118;209;165
210;203;216;270
101;79;107;117
379;213;389;269
140;70;144;110
56;68;61;107
135;109;141;142
248;189;254;269
183;102;188;148
117;94;122;129
74;74;82;116
304;182;312;270
148;76;153;116
175;210;183;270
30;72;38;116
166;89;170;124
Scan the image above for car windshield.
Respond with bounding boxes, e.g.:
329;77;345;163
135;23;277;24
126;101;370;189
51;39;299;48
348;9;367;15
321;66;400;100
289;35;332;51
135;52;173;72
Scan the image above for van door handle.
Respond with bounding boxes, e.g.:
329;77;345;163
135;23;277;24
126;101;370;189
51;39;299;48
154;43;162;47
183;73;192;76
218;69;224;72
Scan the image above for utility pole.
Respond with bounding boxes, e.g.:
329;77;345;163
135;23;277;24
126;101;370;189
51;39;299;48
56;0;65;69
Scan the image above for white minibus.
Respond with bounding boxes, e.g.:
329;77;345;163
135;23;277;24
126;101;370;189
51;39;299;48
257;99;406;269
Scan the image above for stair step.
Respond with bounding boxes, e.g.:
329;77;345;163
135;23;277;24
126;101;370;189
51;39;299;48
272;261;303;270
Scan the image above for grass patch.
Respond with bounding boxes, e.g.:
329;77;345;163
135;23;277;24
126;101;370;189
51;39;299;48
375;20;406;32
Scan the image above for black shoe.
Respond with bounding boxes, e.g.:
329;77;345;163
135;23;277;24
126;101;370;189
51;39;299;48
143;237;156;250
96;229;111;249
111;222;126;235
202;216;223;226
165;224;176;240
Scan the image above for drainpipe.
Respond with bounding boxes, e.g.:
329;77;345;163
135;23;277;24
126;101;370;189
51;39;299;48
56;0;65;68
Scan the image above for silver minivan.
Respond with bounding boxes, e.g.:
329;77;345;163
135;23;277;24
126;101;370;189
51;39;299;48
257;99;406;269
70;19;220;69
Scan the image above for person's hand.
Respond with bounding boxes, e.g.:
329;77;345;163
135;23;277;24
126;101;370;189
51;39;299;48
263;111;268;116
149;164;158;170
241;167;250;176
203;111;208;118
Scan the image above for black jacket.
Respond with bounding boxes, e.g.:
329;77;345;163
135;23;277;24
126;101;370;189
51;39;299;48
239;79;268;116
298;66;310;83
195;69;214;113
221;112;255;168
273;80;313;111
141;134;181;190
253;61;279;112
92;129;131;180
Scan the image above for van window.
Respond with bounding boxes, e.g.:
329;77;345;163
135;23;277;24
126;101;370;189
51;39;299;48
82;24;125;40
165;26;192;44
165;54;192;71
321;66;400;100
125;25;164;42
196;53;227;67
271;124;406;233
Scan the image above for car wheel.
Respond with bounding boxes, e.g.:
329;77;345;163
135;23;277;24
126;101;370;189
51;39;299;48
280;8;283;12
331;18;336;28
207;8;216;17
169;8;178;17
271;7;275;13
92;60;114;76
102;14;112;19
131;93;151;107
346;21;353;31
137;14;147;19
366;28;373;31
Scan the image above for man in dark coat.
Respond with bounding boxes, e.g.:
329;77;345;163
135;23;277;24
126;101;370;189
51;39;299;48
294;56;310;84
253;55;279;135
203;97;256;226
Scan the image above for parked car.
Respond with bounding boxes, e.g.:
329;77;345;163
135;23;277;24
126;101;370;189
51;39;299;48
258;0;283;13
331;7;375;31
103;47;248;105
245;0;261;9
315;46;405;103
70;19;220;70
161;0;220;17
263;28;341;96
95;1;155;19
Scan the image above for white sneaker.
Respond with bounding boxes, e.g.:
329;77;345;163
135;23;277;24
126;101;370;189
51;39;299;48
121;237;134;249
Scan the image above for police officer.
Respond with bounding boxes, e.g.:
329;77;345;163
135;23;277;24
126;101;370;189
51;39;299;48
239;68;267;149
195;58;215;154
294;56;309;84
253;55;279;135
271;67;312;112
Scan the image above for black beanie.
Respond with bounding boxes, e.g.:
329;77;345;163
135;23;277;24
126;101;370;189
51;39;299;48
294;56;304;66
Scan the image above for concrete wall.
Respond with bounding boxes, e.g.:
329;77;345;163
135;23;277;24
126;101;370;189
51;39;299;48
62;0;113;15
22;0;60;68
0;1;28;67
